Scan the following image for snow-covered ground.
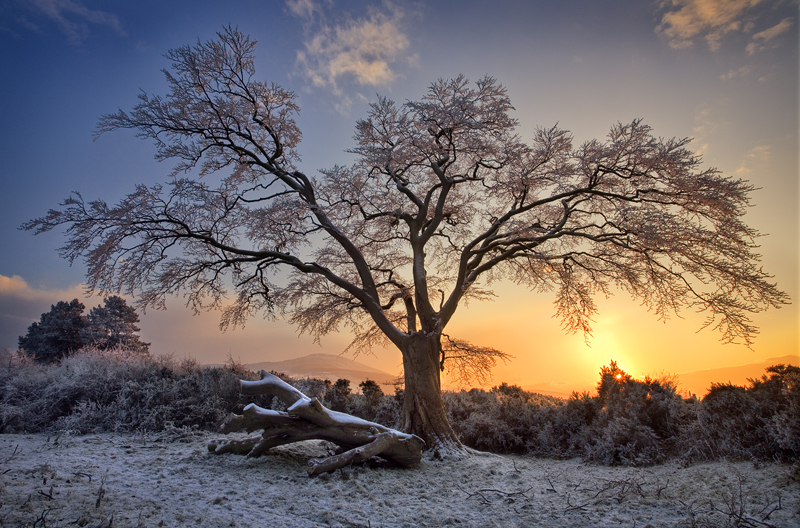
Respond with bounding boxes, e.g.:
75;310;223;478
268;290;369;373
1;432;797;527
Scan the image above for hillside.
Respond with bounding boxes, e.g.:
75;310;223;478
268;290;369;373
677;354;799;397
245;353;400;387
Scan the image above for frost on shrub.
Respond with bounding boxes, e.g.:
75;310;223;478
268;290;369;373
770;368;800;453
695;383;765;459
581;363;689;465
3;349;794;465
516;361;700;465
359;379;384;412
325;378;353;413
686;364;800;462
0;348;256;433
444;385;565;455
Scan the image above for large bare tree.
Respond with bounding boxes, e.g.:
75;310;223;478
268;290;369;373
24;28;788;451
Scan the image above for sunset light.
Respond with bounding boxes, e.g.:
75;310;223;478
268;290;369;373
0;2;798;525
0;0;796;399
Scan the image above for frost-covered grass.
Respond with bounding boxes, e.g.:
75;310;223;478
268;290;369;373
1;348;797;467
0;433;797;528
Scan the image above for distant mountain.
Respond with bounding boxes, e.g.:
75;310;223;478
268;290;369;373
520;381;574;400
677;354;799;397
245;353;400;388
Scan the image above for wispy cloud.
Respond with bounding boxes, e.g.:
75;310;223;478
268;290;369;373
691;102;729;157
288;1;412;108
746;17;795;55
720;65;752;80
734;144;771;175
656;0;793;54
18;0;123;45
285;0;325;20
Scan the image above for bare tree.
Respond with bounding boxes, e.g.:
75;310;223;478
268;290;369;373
23;27;788;451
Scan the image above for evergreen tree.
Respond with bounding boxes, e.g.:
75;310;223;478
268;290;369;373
359;379;384;412
83;296;150;354
18;299;86;363
18;296;149;362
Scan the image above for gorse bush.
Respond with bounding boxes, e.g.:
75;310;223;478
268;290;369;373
446;362;798;465
680;364;800;462
0;348;255;433
0;348;397;435
444;384;566;455
0;350;796;466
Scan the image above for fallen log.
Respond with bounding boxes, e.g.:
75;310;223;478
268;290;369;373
208;370;425;476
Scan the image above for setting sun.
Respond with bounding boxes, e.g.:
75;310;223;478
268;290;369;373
0;0;796;403
0;1;797;525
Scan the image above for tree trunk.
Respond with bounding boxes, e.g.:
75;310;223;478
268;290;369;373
208;371;424;476
398;332;462;453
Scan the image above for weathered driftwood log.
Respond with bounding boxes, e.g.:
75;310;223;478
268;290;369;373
208;371;425;476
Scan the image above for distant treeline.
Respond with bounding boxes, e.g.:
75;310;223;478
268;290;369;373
0;349;797;466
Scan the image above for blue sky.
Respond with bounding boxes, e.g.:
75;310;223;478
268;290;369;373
1;0;797;392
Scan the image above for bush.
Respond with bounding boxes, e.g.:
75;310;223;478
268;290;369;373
0;351;405;434
1;350;795;466
443;362;797;466
583;373;691;465
444;385;566;455
682;364;800;462
0;348;254;433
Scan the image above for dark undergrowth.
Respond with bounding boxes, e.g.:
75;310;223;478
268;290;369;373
444;362;799;466
1;349;797;466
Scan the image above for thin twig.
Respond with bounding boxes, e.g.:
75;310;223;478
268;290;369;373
4;444;19;463
96;475;107;509
37;485;54;500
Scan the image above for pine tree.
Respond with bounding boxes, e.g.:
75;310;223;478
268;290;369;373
19;296;149;362
83;296;150;354
18;299;86;363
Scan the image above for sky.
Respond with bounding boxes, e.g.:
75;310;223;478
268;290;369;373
0;0;797;395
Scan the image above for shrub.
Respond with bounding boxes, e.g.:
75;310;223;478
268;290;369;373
0;348;253;433
771;375;800;453
444;385;565;455
1;350;794;466
684;364;800;462
565;367;688;466
443;361;799;466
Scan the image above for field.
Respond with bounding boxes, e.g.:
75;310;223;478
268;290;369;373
1;432;797;528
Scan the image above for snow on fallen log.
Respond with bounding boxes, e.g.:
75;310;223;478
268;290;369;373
208;370;424;476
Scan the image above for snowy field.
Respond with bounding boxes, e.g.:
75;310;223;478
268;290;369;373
1;432;797;527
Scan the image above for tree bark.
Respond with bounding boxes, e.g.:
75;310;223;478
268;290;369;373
398;333;462;453
208;371;425;476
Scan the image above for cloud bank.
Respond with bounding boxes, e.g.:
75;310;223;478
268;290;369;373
0;274;87;351
657;0;793;54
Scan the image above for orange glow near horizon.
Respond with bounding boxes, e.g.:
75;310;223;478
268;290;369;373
433;278;798;397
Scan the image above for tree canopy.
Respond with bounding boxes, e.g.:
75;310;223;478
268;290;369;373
23;27;787;447
18;299;87;363
19;296;149;362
